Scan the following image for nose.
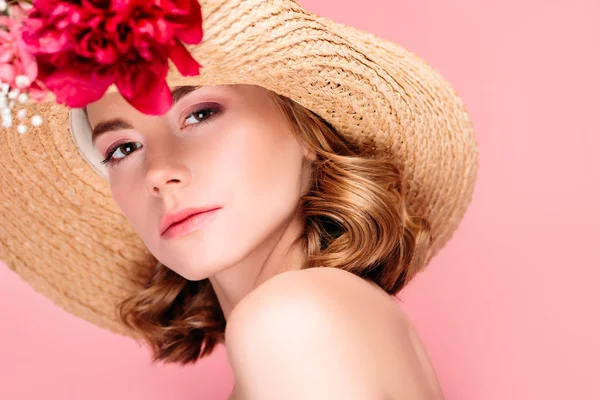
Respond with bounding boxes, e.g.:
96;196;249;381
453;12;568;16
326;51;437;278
145;152;191;197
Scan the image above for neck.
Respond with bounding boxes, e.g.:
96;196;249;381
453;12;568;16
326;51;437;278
208;213;307;321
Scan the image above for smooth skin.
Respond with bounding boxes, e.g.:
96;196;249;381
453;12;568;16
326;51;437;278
226;267;445;400
86;84;444;399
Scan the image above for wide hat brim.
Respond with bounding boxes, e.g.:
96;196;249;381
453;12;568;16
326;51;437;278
0;0;478;337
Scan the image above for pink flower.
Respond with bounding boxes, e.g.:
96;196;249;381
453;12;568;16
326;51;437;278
0;7;47;101
21;0;204;115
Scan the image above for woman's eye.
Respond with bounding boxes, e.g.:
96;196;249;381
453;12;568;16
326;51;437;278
100;141;142;166
112;142;142;159
183;107;219;127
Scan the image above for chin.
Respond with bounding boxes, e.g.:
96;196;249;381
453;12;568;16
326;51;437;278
176;268;211;282
163;260;216;281
162;247;245;282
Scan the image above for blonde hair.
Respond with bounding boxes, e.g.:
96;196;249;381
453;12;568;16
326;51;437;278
116;90;433;364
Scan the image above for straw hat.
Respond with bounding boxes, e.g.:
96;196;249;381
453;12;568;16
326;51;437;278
0;0;478;337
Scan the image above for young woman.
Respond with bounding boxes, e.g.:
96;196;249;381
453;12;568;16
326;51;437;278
0;0;478;398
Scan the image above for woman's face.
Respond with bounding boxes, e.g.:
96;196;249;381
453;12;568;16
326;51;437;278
86;84;314;280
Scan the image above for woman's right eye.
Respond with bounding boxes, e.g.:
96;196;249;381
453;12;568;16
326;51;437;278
100;141;142;166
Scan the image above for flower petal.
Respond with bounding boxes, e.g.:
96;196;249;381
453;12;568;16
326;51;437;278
16;42;39;80
28;82;49;102
171;0;204;44
168;40;201;77
0;46;15;64
116;67;172;115
22;28;70;54
43;69;112;107
0;64;16;84
95;43;118;64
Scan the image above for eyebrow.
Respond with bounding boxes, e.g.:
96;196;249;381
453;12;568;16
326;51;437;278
91;85;201;146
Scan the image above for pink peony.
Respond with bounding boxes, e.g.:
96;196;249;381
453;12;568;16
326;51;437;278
0;7;47;101
21;0;204;115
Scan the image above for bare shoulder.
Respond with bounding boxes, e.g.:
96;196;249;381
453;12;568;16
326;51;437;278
225;267;445;400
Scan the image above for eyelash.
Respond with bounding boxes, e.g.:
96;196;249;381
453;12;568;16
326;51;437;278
100;105;221;167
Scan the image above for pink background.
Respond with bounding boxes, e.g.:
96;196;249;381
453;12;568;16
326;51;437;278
1;0;599;398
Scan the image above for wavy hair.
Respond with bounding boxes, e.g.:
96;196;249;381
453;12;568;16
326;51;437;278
116;89;433;365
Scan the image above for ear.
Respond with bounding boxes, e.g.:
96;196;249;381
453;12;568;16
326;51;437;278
302;143;317;161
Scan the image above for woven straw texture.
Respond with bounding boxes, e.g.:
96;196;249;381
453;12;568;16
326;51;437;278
0;0;478;337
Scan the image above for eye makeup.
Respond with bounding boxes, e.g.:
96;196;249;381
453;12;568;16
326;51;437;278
99;102;223;167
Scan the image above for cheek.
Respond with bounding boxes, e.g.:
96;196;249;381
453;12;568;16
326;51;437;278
109;175;147;230
230;126;305;220
202;117;306;201
109;179;129;211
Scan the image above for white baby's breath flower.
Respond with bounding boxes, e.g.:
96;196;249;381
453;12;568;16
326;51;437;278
31;115;43;127
18;92;28;104
0;1;7;13
8;89;19;100
15;75;31;88
0;79;46;133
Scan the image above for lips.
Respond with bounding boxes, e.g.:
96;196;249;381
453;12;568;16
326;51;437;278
164;211;202;232
159;206;221;235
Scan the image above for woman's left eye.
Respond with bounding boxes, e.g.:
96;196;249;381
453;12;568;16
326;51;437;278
183;106;220;127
